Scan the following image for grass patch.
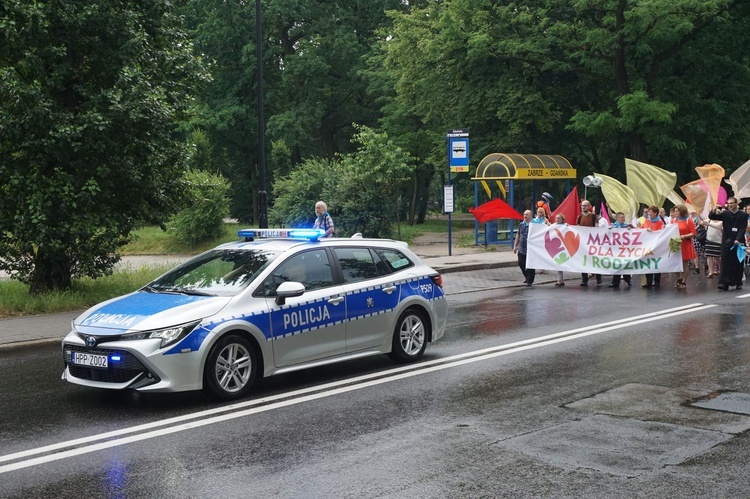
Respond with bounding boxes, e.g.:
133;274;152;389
0;265;171;318
121;223;240;255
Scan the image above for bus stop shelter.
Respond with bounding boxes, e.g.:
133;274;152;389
472;153;577;245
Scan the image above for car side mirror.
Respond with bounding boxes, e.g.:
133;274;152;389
275;281;305;306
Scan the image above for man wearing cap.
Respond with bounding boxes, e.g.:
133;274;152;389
536;192;553;219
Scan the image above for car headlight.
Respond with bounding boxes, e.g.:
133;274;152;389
121;321;200;348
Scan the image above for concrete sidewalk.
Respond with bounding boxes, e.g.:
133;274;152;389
0;230;519;349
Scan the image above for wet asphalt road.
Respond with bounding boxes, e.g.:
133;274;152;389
2;275;750;497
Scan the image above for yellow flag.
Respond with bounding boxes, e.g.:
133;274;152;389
625;159;677;207
680;180;712;217
695;163;725;206
595;173;639;221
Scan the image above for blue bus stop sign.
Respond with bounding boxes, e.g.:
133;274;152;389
446;129;469;172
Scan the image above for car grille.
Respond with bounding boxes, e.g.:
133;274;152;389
64;344;160;385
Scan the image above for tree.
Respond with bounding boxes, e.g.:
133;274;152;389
377;0;750;185
335;125;412;238
181;0;404;224
0;1;207;293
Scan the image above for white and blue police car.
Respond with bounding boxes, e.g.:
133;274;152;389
62;229;447;400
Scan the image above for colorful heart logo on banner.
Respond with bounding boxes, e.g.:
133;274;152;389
544;228;580;261
559;229;580;256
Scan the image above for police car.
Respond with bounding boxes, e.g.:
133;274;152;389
62;229;447;400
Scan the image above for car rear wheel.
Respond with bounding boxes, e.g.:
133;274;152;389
388;309;428;362
203;334;257;400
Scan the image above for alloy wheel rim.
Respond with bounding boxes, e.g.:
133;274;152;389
215;343;252;392
400;315;425;355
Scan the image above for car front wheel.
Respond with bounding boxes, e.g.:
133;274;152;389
388;309;429;362
203;334;257;400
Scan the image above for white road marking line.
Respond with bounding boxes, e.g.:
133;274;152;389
736;293;750;299
0;303;715;474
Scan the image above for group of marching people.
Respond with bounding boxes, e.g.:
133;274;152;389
514;192;750;291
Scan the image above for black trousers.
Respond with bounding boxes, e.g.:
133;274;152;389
644;273;661;286
581;272;601;284
518;252;535;284
719;243;745;287
611;274;631;286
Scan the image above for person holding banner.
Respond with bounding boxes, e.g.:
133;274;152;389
608;212;633;288
532;207;550;274
577;200;601;286
552;213;568;286
642;206;665;288
709;197;748;290
513;210;535;286
673;204;696;289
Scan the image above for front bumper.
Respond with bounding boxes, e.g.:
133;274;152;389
62;343;161;389
61;332;205;393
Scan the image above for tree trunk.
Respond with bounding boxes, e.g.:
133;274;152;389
29;246;72;294
409;173;418;225
628;134;649;163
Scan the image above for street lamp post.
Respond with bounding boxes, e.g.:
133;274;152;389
255;0;268;228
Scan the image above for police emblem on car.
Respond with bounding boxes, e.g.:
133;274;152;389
61;229;447;400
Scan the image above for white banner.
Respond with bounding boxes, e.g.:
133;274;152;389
526;224;683;274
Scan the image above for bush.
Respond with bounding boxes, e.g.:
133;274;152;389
269;157;342;229
270;126;412;238
169;170;231;246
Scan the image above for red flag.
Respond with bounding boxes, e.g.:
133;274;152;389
469;198;523;223
551;186;581;224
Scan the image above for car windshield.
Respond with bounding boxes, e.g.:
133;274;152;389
146;249;279;297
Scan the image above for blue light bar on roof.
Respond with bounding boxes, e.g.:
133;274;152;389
238;228;325;241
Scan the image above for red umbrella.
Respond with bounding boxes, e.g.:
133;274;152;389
469;198;523;222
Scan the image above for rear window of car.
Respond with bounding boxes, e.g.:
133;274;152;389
374;248;414;273
334;247;379;283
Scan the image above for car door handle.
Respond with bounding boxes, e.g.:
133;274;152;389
382;285;397;294
328;296;344;305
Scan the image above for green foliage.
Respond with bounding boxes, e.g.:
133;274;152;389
169;170;231;246
0;0;208;293
181;0;404;224
335;126;413;238
378;0;750;185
